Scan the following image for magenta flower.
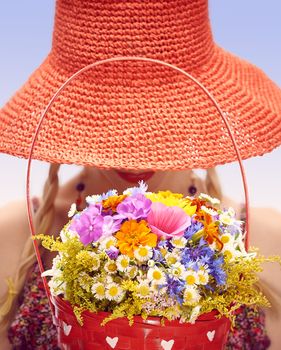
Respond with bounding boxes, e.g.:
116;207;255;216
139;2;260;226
147;202;191;238
116;194;152;220
101;216;122;238
69;204;104;245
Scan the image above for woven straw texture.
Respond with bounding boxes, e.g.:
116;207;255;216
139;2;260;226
53;296;230;350
0;0;281;170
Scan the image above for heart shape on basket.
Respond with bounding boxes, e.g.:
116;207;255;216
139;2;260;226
207;330;216;342
161;339;175;350
106;336;119;348
62;322;72;336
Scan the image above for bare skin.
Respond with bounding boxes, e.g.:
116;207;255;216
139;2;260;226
0;168;280;349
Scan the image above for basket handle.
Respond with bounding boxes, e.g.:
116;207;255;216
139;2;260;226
26;56;250;310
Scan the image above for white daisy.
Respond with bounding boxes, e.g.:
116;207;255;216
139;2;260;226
184;270;199;286
116;255;130;272
220;233;234;245
147;267;166;285
91;282;106;300
170;237;187;249
183;286;201;305
135;281;151;298
197;270;209;285
170;262;185;278
165;252;180;266
219;212;235;225
60;227;78;243
147;259;155;268
104;261;118;274
98;236;117;250
126;266;139;279
88;252;100;271
201;205;218;217
199;193;220;205
105;283;124;302
134;246;153;262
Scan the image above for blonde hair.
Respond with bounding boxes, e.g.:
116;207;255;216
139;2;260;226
206;168;223;200
0;163;60;332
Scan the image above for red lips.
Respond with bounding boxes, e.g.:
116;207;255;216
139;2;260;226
116;171;155;183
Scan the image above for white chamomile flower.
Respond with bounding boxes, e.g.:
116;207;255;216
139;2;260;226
170;262;185;278
220;233;234;246
136;281;151;298
165;252;180;266
227;207;236;217
104;260;118;274
126;265;139;279
222;245;238;261
88;252;101;271
134;246;153;262
86;194;102;205
171;236;187;249
91;282;106;300
148;259;155;268
60;227;78;243
116;255;131;272
105;283;125;302
183;286;201;305
199;193;220;205
201;205;217;216
68;203;77;218
197;270;209;285
49;278;66;296
147;267;166;285
219;212;235;225
184;270;199;286
98;236;117;250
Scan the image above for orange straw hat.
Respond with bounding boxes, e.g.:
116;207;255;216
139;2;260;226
0;0;281;170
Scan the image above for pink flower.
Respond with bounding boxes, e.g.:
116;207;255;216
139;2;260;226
147;202;191;238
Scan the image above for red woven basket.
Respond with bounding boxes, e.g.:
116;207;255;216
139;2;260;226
52;296;230;350
26;57;250;350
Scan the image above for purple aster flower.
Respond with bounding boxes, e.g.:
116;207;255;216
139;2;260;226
184;220;203;240
106;247;119;260
116;193;152;220
69;204;103;245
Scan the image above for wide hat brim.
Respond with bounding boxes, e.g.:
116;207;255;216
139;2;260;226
0;47;281;170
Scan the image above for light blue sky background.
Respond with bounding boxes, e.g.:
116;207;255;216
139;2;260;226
0;0;280;210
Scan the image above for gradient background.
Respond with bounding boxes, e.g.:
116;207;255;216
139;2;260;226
0;0;280;210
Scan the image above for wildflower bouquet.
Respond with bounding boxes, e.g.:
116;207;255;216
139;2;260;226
37;182;277;349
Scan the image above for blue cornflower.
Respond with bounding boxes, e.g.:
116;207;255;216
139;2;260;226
184;221;203;240
152;248;165;263
181;244;214;267
209;256;226;285
162;275;185;304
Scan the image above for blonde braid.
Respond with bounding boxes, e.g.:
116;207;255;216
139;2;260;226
0;163;60;332
206;168;223;200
